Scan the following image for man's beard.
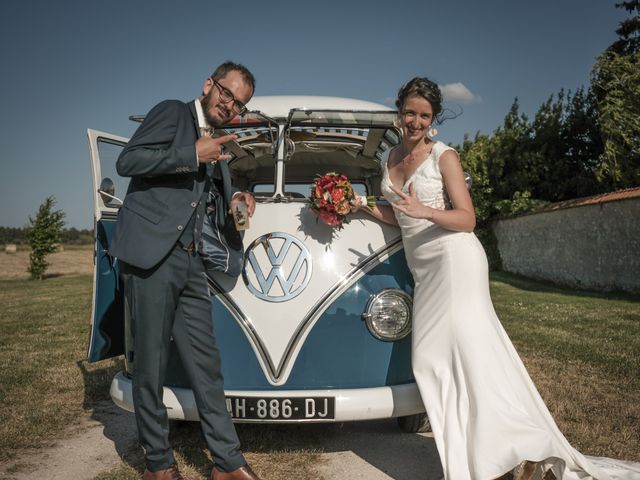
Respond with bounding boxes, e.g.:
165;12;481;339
200;89;226;127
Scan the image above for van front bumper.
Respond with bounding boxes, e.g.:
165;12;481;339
110;371;424;422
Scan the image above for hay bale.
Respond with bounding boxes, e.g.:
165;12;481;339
5;244;17;254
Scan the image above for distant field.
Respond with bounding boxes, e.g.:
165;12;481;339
0;244;93;280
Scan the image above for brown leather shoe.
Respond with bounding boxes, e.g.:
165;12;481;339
143;464;183;480
211;464;261;480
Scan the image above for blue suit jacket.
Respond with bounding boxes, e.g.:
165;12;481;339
110;99;235;270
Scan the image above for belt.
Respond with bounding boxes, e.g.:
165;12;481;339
176;240;196;253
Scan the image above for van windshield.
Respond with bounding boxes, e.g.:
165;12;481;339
253;182;369;199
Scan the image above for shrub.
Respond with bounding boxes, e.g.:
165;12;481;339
26;196;66;280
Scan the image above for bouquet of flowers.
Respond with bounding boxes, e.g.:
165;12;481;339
309;172;376;229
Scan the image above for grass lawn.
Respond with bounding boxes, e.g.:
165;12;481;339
490;272;640;460
0;272;638;479
0;276;122;462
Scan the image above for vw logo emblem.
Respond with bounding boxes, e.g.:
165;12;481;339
243;232;313;302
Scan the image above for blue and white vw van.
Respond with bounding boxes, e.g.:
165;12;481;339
87;96;429;432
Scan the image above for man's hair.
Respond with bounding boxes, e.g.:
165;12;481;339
211;61;256;94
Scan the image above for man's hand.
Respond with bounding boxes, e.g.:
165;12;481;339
196;134;237;163
230;191;256;216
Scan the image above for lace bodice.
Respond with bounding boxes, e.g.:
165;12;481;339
381;140;455;232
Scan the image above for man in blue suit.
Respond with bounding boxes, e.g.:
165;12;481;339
111;61;260;480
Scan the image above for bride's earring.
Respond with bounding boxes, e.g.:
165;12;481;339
427;125;438;138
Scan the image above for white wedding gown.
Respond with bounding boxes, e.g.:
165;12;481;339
381;141;640;480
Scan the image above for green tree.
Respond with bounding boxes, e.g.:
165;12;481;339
610;0;640;55
490;99;544;200
530;91;564;199
459;133;498;226
59;227;94;245
531;88;604;201
458;101;553;269
591;1;640;188
0;226;27;245
26;196;66;280
559;87;604;198
591;51;640;188
459;132;503;270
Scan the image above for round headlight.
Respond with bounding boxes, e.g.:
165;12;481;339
362;289;412;341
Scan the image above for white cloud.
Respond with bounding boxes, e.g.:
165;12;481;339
439;82;482;104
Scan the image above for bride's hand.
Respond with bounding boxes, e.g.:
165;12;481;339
390;183;434;220
350;194;366;213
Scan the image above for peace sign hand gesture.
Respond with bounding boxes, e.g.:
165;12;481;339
196;133;238;163
390;182;435;220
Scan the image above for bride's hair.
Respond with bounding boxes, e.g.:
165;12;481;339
396;77;443;124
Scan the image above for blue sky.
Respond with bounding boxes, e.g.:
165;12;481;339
0;0;625;228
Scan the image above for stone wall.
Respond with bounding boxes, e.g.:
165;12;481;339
492;197;640;293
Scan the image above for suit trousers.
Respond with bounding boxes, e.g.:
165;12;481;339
121;245;245;472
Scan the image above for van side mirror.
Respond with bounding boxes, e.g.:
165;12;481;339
98;177;123;206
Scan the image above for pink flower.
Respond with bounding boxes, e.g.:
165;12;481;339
331;188;344;203
308;171;368;230
314;209;341;226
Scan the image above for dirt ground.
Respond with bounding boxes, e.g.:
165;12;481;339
2;402;639;480
0;247;93;280
0;402;442;480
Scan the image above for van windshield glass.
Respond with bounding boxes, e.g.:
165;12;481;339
253;183;368;199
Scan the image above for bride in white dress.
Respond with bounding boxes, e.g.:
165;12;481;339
355;77;640;480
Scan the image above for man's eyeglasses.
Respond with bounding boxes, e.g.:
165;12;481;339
211;77;247;115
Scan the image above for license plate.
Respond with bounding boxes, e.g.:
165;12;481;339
225;396;335;420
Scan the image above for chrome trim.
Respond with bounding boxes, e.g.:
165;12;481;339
209;237;404;384
99;211;119;222
363;289;413;341
274;237;403;380
243;232;313;302
206;280;279;376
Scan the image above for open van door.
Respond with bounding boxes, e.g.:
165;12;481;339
86;129;129;362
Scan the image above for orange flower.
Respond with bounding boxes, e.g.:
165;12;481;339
335;200;351;215
309;172;365;230
331;188;345;203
